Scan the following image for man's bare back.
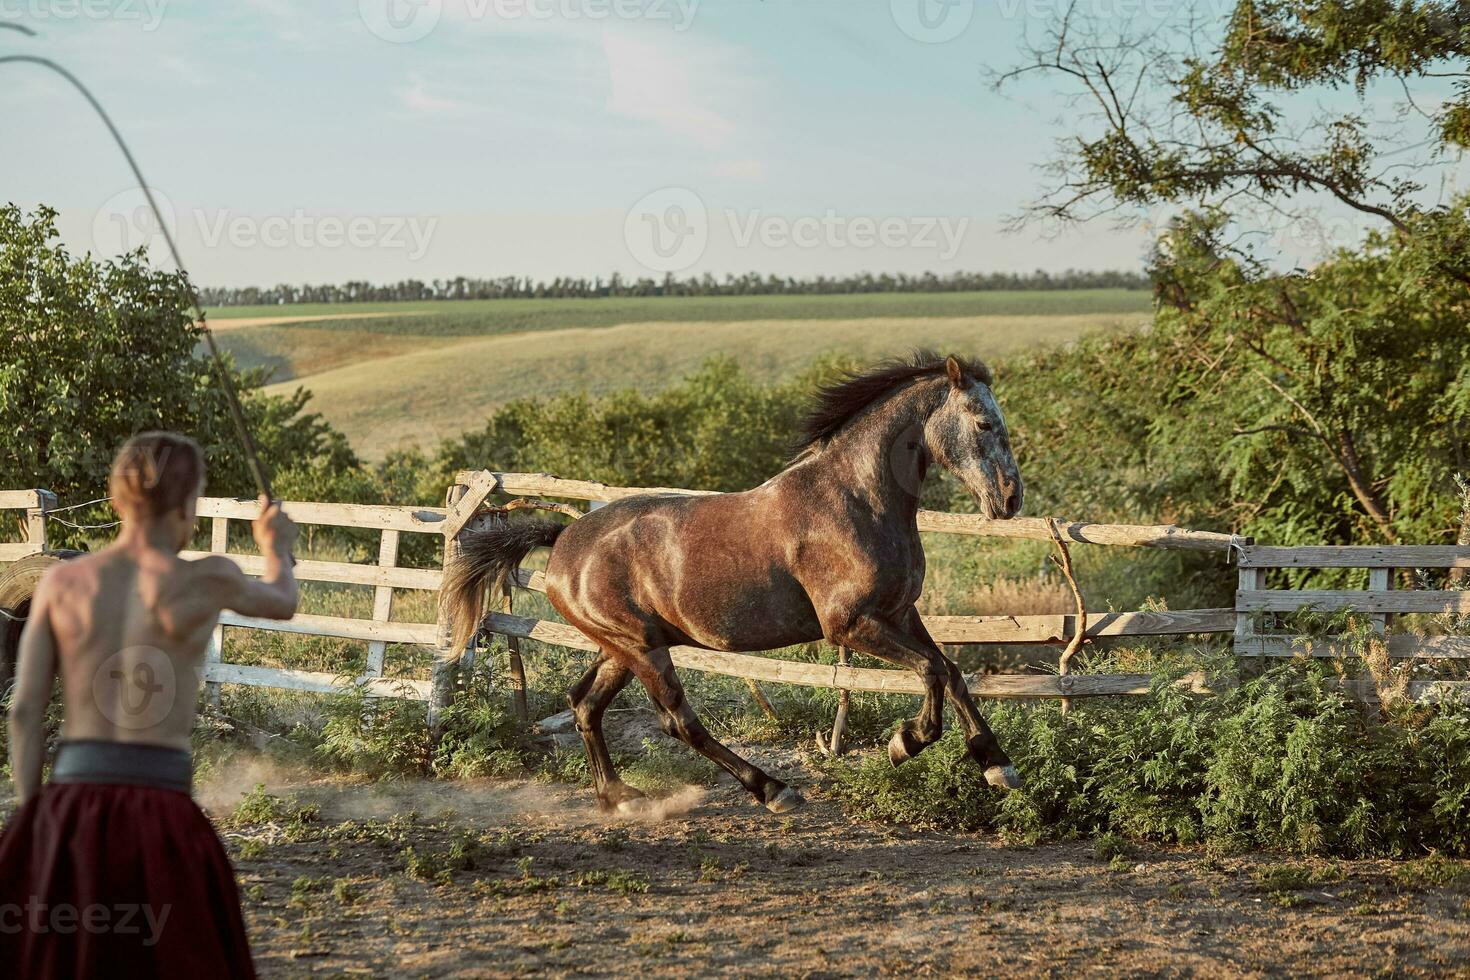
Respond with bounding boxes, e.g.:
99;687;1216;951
9;434;299;804
29;501;298;752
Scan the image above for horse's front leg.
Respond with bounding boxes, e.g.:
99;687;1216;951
826;612;949;767
905;608;1020;789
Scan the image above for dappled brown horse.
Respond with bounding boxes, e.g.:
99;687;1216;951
443;352;1024;815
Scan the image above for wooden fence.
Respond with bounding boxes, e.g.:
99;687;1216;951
0;490;55;561
455;470;1240;703
5;476;1469;718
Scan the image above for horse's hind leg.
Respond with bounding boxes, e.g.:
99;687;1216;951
630;647;804;814
567;655;642;813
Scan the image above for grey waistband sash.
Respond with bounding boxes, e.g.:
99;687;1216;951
50;740;193;794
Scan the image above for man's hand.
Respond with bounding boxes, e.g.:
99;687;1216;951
252;495;299;557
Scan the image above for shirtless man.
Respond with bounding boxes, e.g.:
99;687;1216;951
0;431;299;979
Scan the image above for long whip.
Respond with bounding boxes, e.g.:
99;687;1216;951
1;28;273;500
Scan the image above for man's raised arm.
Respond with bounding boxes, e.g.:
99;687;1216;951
202;496;300;620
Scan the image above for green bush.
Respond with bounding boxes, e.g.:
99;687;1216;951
820;658;1470;859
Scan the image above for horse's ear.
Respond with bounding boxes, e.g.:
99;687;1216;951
945;355;966;389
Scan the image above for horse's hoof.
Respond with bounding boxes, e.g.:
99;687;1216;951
984;764;1022;790
764;786;805;814
887;728;915;767
615;797;653;818
599;784;646;815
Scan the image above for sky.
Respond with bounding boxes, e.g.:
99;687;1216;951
0;0;1391;287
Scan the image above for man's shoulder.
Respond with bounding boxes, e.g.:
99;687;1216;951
185;554;243;581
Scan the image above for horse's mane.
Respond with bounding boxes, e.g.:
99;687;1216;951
793;350;992;452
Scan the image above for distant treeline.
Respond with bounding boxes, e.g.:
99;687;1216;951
198;269;1150;306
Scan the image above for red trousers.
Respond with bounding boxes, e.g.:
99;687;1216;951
0;783;256;979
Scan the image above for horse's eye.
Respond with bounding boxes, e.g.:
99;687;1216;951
976;419;993;433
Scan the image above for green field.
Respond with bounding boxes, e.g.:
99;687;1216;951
214;290;1153;458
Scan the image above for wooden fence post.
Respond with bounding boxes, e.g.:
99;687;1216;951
365;529;400;680
23;491;54;553
204;515;228;711
1233;538;1262;661
503;583;529;722
823;646;852;756
1368;567;1393;638
430;485;469;732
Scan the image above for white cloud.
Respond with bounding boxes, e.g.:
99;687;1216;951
400;72;479;115
601;28;738;148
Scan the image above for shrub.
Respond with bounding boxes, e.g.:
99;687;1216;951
820;657;1470;859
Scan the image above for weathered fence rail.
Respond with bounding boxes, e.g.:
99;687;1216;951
450;470;1240;708
184;495;450;704
1235;544;1470;660
7;477;1469;719
0;490;55;562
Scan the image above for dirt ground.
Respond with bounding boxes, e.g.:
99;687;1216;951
221;745;1470;979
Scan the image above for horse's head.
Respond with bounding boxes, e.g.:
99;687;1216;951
925;355;1023;520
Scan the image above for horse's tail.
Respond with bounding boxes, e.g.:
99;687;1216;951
440;517;567;654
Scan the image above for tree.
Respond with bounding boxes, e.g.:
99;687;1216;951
995;1;1470;544
0;204;353;525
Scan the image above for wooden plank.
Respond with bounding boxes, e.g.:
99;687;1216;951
1368;568;1391;636
22;491;53;550
204;662;430;700
0;542;41;561
178;550;441;590
365;530;399;677
465;471;1237;552
1332;679;1470;703
196;497;447;534
926;608;1234;644
1235;566;1264;654
218;612;437;645
204;517;229;710
431;484;469;729
914;511;1236;551
1237;590;1470;614
503;570;1231;643
1236;635;1470;659
480;611;1211;698
1239;545;1470;568
512;568;548;592
0;490;43;510
441;471;500;542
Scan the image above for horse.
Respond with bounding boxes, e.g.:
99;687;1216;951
442;352;1024;815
